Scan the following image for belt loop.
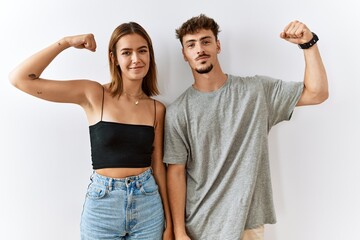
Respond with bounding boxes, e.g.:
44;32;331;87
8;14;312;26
90;170;95;181
108;178;113;191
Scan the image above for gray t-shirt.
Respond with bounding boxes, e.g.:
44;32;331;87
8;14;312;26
164;74;303;239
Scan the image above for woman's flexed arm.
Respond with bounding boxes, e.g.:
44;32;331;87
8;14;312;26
9;34;98;105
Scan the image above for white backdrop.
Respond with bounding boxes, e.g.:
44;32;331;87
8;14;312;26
1;0;359;239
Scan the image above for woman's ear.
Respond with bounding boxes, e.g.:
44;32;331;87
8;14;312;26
110;51;118;65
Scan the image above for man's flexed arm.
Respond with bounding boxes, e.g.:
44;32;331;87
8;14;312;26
280;20;329;106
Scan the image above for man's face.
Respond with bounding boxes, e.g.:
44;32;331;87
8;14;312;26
181;29;220;74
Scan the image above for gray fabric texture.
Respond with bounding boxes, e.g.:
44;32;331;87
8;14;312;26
164;74;304;239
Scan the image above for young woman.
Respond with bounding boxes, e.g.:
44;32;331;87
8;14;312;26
9;22;173;240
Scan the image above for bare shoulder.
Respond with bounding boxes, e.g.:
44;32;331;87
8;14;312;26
79;80;105;108
154;99;166;116
152;99;166;131
154;99;166;110
84;80;104;97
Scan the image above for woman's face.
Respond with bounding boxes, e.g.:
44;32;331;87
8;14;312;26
114;33;150;82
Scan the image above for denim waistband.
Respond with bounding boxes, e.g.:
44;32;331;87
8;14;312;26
91;168;153;190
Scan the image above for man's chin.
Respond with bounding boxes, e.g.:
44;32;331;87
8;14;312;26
195;65;213;74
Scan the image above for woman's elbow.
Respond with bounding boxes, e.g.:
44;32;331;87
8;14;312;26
8;70;30;90
8;70;21;88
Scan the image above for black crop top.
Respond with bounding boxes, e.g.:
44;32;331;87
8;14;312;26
89;87;155;169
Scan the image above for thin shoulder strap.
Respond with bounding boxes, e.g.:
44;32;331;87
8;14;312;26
100;86;105;121
153;99;156;127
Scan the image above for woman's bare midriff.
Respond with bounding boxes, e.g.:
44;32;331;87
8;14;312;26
95;167;151;179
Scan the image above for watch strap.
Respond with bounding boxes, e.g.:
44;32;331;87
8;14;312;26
298;32;319;49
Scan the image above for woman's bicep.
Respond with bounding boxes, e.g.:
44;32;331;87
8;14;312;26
12;78;96;105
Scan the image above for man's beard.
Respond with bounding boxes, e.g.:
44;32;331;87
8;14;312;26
195;64;213;74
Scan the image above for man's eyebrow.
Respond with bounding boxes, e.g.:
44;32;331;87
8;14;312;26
200;36;212;41
184;36;212;44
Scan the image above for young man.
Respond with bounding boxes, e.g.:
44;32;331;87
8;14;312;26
164;14;328;240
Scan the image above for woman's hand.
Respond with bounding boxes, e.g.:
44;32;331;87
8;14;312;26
63;33;97;52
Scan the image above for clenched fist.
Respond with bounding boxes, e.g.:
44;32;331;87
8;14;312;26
280;20;314;45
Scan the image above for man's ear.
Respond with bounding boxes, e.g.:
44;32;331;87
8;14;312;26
216;40;221;54
182;48;188;62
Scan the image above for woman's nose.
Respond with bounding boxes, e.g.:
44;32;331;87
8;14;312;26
131;53;140;63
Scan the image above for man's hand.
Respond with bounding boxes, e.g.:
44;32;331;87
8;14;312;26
280;20;313;45
175;235;191;240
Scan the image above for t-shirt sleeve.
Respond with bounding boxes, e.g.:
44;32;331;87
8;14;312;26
163;107;189;165
257;75;304;127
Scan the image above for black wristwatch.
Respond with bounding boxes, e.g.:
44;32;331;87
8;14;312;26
298;32;319;49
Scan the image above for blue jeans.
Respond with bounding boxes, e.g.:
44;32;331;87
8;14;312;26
80;168;164;239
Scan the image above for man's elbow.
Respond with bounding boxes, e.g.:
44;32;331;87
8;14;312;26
298;88;329;106
312;89;329;105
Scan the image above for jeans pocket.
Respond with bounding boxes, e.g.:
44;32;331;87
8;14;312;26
140;177;159;196
86;183;107;200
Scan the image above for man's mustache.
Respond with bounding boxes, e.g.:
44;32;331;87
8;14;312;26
195;53;210;60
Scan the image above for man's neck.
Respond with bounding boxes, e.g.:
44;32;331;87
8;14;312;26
192;68;227;92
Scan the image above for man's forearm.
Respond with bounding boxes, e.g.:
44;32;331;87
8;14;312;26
303;44;328;103
167;165;190;238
